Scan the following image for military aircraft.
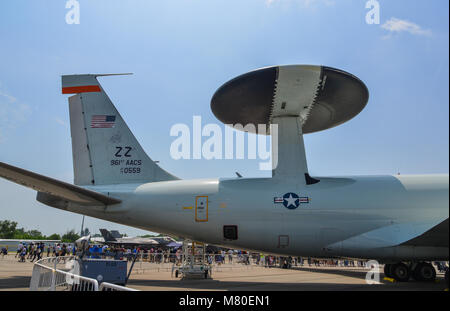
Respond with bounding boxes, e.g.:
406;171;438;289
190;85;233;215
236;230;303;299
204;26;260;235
99;229;158;247
0;65;448;283
99;228;176;249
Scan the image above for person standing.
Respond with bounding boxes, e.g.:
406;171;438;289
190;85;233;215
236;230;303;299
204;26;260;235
67;244;72;256
38;243;43;260
27;243;33;260
61;244;67;257
34;243;42;262
102;244;108;258
30;244;37;262
55;244;61;257
19;247;26;262
177;247;182;264
228;249;233;264
16;242;23;258
1;247;7;258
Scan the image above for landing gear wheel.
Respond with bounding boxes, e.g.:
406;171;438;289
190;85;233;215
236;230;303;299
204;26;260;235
384;264;393;278
412;263;423;281
391;263;410;282
413;262;436;282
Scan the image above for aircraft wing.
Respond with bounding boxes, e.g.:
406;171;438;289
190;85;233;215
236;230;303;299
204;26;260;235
0;162;121;206
116;238;159;246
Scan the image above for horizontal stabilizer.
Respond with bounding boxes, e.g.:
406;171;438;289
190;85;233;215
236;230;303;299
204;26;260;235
0;162;121;206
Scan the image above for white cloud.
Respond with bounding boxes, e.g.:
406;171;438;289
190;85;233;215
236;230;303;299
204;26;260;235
55;117;68;127
0;88;32;143
381;17;432;37
0;90;17;103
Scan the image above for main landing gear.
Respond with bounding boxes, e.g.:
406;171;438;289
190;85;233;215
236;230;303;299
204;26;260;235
384;262;437;282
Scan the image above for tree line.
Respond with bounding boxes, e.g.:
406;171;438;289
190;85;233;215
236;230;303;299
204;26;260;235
0;220;81;242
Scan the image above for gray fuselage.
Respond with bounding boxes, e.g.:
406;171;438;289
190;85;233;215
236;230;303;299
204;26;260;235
66;174;449;261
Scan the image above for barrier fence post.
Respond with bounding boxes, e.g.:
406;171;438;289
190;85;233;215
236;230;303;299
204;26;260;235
50;269;56;291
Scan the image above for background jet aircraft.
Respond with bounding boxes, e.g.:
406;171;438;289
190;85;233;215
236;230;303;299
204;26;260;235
99;229;176;248
99;229;158;247
0;65;448;283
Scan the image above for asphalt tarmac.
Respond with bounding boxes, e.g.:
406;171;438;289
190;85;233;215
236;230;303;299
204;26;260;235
0;255;447;291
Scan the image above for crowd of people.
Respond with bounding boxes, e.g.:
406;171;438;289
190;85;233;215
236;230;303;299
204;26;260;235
79;245;249;266
256;256;369;269
14;242;77;263
85;246;184;263
75;246;366;269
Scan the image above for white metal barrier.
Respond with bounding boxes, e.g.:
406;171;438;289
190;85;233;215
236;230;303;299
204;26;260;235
29;256;137;291
99;282;139;291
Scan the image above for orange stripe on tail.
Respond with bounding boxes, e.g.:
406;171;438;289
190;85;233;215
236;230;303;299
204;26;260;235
62;85;101;94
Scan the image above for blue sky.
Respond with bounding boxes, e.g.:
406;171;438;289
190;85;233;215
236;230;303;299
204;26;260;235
0;0;448;236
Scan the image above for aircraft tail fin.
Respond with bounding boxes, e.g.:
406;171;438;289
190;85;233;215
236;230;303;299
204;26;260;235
110;230;122;239
99;229;117;242
62;74;178;186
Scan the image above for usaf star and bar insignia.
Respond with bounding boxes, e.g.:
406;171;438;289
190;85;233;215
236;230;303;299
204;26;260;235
273;192;310;209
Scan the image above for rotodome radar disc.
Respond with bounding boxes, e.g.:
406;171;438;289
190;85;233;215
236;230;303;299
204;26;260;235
211;65;369;134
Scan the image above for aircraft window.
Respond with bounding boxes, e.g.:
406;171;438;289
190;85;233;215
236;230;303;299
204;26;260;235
223;225;238;240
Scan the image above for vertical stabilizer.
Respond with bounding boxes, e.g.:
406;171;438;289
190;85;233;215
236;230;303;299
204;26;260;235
99;229;117;242
63;74;178;186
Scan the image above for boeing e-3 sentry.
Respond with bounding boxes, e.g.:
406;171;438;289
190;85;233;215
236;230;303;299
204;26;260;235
0;65;448;283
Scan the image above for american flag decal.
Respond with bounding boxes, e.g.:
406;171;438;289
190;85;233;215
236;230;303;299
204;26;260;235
91;115;116;128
